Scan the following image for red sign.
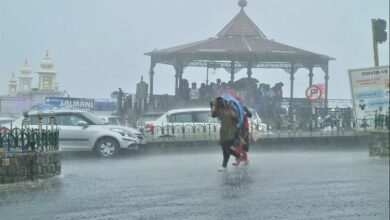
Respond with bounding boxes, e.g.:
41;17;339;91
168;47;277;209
305;85;322;101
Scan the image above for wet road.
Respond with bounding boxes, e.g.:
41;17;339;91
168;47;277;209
0;149;388;220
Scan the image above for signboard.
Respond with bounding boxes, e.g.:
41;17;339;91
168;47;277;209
94;100;117;111
305;85;323;101
348;65;389;121
46;97;95;111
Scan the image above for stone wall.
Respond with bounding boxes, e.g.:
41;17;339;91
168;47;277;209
369;131;390;157
0;152;61;184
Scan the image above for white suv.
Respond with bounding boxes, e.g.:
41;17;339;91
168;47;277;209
143;107;268;137
4;110;145;157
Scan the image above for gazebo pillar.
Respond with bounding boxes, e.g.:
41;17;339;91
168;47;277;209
308;66;314;86
179;68;183;89
308;66;314;131
323;63;329;109
175;72;179;96
289;63;297;123
230;61;235;82
149;60;156;102
174;63;183;96
247;62;252;78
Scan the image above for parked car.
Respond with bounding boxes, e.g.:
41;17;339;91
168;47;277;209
136;112;164;132
248;108;268;133
142;108;218;136
142;107;268;137
3;110;145;157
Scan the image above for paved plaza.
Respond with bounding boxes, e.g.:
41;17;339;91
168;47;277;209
0;149;388;220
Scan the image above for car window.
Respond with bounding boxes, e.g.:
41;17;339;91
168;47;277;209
170;113;192;123
0;119;14;125
30;115;49;125
99;117;108;123
80;112;106;125
193;112;210;123
108;118;120;125
56;115;84;126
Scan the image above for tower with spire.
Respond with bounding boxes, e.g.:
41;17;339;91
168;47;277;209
8;72;18;96
1;51;64;116
36;50;58;91
18;60;34;93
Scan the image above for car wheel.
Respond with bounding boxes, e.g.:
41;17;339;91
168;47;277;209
95;137;119;157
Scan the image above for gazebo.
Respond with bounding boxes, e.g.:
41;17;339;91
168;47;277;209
145;0;335;115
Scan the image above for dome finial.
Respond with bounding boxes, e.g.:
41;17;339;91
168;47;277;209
40;50;54;69
238;0;247;9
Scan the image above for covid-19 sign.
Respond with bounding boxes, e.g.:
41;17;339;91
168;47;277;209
348;65;389;121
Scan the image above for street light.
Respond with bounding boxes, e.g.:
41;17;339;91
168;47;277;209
372;18;387;66
311;105;316;131
292;109;296;131
335;107;339;132
22;110;29;129
49;112;56;131
37;111;43;132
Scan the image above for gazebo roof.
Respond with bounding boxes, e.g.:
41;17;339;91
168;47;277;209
217;8;267;39
145;1;334;69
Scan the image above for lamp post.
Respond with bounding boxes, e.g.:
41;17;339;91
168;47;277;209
328;108;334;131
49;112;56;131
22;110;29;130
335;107;339;133
292;109;297;131
362;117;368;130
310;105;316;132
38;111;43;133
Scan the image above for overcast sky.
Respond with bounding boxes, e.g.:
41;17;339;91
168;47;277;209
0;0;389;100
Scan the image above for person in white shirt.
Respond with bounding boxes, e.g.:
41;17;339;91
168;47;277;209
189;83;200;105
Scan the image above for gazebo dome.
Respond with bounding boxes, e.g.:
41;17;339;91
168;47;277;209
40;50;54;69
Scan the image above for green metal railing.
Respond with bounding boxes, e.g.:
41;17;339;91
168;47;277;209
0;127;59;153
140;121;267;140
148;122;222;137
0;111;59;154
139;120;376;143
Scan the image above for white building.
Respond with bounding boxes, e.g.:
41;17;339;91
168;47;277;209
18;60;34;93
36;51;58;92
8;72;17;96
1;51;63;116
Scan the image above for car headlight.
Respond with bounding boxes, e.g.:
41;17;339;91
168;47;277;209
110;128;136;138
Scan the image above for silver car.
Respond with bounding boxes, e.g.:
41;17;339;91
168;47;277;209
99;115;122;126
0;117;15;125
4;110;145;157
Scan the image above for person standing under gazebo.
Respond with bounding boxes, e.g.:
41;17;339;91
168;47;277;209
189;82;200;105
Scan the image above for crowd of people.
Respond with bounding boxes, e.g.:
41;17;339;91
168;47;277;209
146;77;287;129
176;78;284;111
374;110;390;130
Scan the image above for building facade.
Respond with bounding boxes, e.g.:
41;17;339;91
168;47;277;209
0;51;63;117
